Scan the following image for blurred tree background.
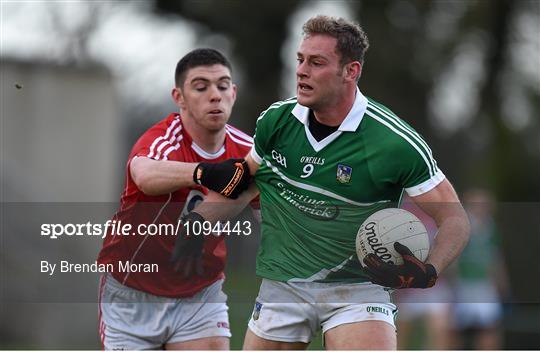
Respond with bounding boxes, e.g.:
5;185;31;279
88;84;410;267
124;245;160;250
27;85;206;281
1;0;538;349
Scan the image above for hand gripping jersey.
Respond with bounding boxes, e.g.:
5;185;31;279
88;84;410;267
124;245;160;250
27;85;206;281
97;113;253;298
250;89;445;283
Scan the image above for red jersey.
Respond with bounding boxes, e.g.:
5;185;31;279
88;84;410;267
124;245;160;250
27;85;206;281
97;113;253;298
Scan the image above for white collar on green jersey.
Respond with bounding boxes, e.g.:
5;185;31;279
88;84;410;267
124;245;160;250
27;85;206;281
291;87;368;132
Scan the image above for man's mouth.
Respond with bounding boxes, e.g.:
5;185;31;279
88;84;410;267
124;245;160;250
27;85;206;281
298;83;313;91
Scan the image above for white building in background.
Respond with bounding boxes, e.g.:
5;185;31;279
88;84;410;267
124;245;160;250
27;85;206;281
1;59;121;202
1;59;121;348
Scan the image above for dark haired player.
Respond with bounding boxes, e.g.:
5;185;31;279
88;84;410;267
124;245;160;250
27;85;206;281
97;48;254;350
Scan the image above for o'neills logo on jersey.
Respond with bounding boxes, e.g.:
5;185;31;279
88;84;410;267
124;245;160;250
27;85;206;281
274;181;339;220
300;156;325;165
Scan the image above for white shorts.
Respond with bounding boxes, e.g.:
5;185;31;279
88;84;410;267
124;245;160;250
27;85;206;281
248;279;397;343
395;280;453;321
453;303;502;329
453;281;502;329
98;274;230;350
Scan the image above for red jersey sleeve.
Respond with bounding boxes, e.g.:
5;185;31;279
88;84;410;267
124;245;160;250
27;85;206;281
131;114;183;162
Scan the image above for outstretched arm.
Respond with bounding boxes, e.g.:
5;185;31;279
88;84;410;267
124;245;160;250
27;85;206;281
131;155;253;198
130;157;197;196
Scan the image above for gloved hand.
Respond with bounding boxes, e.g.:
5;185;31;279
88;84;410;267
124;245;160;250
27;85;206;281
362;242;438;289
170;212;206;277
193;158;251;199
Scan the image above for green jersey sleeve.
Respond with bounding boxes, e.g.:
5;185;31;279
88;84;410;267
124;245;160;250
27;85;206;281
252;110;272;164
251;98;298;164
393;128;445;196
365;98;445;197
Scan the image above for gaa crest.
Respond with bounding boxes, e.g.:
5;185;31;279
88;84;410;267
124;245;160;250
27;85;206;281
336;164;352;184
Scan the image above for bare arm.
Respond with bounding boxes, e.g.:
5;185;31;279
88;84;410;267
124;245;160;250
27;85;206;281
130;156;197;196
411;178;470;274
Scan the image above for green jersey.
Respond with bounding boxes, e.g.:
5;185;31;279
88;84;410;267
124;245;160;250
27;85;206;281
457;216;499;281
251;89;444;283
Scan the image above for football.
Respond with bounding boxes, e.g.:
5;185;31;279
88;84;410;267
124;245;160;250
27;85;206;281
356;208;430;266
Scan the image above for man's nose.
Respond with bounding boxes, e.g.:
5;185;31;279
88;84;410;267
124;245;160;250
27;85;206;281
209;85;222;101
296;61;309;78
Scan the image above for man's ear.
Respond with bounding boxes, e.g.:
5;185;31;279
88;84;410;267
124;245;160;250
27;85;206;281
232;84;237;103
172;87;185;110
343;61;362;82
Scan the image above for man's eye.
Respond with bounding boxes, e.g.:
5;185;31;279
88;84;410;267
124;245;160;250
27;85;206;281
297;58;304;64
195;86;206;91
218;84;229;91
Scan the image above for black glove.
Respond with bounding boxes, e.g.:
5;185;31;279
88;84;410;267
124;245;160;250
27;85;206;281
362;242;438;289
193;158;250;199
170;212;206;277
